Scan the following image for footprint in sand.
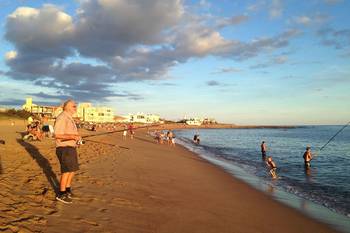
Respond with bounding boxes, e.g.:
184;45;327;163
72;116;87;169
111;197;142;210
75;217;99;227
98;208;108;213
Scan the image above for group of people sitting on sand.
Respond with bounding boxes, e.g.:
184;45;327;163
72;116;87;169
154;130;176;146
23;114;54;141
261;141;314;179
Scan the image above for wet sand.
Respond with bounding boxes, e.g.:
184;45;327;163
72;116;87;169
0;119;340;233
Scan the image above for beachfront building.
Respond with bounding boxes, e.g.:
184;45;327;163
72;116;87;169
123;113;160;124
180;117;217;125
22;98;61;117
185;118;202;126
77;102;114;123
202;118;217;124
22;98;114;122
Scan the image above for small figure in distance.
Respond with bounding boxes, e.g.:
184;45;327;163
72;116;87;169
261;141;267;160
303;146;313;169
170;136;176;147
266;156;277;179
193;134;200;144
122;127;127;140
128;124;134;139
167;130;173;145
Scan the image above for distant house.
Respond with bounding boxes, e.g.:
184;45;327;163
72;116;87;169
124;113;161;124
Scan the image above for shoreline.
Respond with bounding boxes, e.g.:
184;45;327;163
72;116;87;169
175;136;350;233
0;121;342;232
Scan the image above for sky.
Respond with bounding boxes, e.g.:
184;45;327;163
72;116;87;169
0;0;349;125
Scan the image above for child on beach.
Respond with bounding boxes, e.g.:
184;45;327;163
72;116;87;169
266;156;277;179
171;137;176;146
122;129;127;140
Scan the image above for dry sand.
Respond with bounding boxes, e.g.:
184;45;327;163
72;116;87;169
0;119;340;233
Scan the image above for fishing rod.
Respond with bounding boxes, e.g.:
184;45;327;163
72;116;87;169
318;121;350;151
308;121;350;158
59;123;163;145
83;138;130;150
81;123;162;139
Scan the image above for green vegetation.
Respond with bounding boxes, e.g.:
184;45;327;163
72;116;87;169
0;109;31;120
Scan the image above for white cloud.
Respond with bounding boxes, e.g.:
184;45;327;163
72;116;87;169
4;0;300;101
5;51;17;60
269;0;283;19
294;16;311;25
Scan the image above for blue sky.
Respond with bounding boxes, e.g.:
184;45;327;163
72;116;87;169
0;0;349;125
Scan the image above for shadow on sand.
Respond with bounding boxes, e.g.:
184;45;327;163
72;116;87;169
16;139;59;194
0;140;5;174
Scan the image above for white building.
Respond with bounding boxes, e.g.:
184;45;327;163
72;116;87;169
124;113;160;124
77;103;114;123
185;118;202;126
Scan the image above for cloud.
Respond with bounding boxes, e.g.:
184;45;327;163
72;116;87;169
214;15;249;29
206;80;221;86
4;51;17;60
323;0;343;4
4;1;300;102
317;27;350;49
247;1;265;12
211;67;241;74
199;0;211;9
250;55;288;69
0;98;59;107
269;0;283;19
274;55;288;64
293;16;311;26
292;13;330;26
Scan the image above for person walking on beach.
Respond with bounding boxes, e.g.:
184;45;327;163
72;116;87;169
303;146;313;168
122;128;127;140
128;124;134;139
266;156;277;179
54;100;81;204
261;141;267;159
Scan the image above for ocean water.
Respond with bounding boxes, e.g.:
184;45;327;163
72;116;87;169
174;126;350;231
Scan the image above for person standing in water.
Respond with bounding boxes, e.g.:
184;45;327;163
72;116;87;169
261;141;267;159
303;146;313;168
266;156;277;179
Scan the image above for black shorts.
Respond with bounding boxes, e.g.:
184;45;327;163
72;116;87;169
262;151;267;157
56;147;79;173
42;125;50;132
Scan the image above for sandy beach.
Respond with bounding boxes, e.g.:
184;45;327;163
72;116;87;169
0;119;341;233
